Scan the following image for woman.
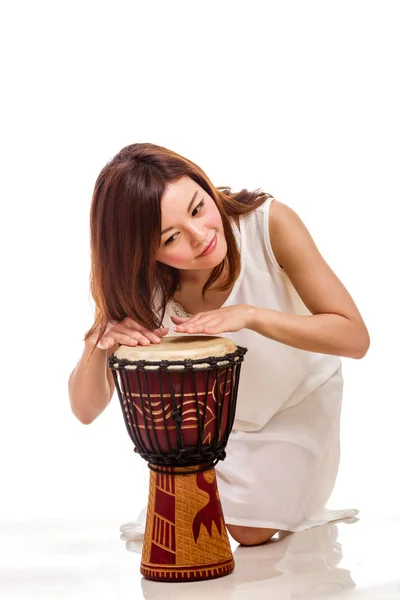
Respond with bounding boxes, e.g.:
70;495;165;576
68;142;369;546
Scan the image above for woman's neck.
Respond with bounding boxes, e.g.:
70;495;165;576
175;262;230;301
178;268;213;288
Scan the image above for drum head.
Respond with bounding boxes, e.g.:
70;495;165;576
114;335;238;362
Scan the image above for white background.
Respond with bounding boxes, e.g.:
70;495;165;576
1;0;398;540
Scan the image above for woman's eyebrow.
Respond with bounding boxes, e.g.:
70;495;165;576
161;190;199;235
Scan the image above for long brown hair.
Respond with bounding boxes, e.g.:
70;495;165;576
84;142;273;359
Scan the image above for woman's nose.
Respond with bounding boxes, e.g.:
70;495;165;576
189;225;207;246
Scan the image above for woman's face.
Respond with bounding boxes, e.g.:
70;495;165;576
156;176;227;277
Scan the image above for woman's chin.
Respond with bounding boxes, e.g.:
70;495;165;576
200;250;226;268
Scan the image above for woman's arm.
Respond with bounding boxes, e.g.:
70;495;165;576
68;340;119;424
247;307;368;358
253;199;370;358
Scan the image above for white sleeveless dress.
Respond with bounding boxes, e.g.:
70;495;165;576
120;198;358;539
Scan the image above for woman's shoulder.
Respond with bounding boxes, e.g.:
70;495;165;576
242;198;285;271
244;196;276;223
236;196;277;235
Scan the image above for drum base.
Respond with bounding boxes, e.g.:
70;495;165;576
141;465;234;582
141;558;234;582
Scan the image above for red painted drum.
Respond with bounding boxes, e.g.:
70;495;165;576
109;335;247;582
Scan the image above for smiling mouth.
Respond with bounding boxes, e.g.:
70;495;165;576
198;234;216;257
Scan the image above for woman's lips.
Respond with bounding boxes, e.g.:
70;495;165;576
198;234;217;257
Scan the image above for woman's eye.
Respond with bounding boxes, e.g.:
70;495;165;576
192;200;205;216
164;233;178;246
163;200;205;247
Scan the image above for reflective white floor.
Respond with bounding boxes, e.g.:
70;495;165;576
1;514;399;599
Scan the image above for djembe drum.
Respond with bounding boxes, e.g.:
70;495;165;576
109;335;247;583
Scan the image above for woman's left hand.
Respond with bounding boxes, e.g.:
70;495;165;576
171;304;254;335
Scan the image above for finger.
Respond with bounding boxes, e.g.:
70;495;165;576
97;337;115;350
201;325;220;334
172;313;204;325
103;334;138;347
142;327;169;343
174;326;205;334
185;313;204;322
173;317;198;328
170;316;190;324
174;322;195;331
174;318;214;332
143;331;164;344
128;332;152;346
153;327;169;336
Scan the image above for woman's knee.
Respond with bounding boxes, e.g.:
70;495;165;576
227;524;279;546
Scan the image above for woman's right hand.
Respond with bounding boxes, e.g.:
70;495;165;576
88;317;169;350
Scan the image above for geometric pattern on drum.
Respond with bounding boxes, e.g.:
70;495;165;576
141;466;234;582
109;336;247;472
125;368;232;452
